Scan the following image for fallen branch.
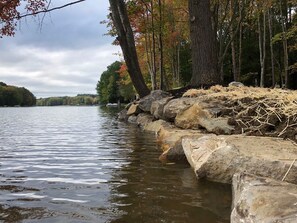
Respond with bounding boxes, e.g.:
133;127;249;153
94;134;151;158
282;159;296;181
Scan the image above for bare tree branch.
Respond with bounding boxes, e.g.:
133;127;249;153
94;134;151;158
18;0;86;19
39;0;52;31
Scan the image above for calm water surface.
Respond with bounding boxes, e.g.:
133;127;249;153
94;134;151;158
0;107;231;223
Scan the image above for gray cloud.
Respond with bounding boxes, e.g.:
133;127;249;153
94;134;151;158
15;0;112;49
0;0;121;98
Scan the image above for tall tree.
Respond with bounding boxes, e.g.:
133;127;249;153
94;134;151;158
258;9;266;87
188;0;221;87
109;0;150;98
230;0;238;81
268;9;275;87
96;61;122;104
4;0;297;91
158;0;165;90
279;0;289;88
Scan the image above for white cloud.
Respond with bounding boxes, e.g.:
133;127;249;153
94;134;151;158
0;43;120;97
0;0;122;98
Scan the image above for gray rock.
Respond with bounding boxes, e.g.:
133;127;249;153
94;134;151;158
143;119;170;133
200;117;234;135
174;103;207;129
150;97;173;119
136;113;154;129
128;115;138;124
229;81;244;87
174;103;234;134
138;90;171;112
231;173;297;223
117;109;128;121
166;139;188;163
182;135;297;184
162;97;197;121
157;125;203;151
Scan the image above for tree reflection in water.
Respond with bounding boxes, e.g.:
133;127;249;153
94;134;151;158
106;125;232;223
0;203;46;222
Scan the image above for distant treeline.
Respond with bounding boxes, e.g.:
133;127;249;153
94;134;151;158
36;94;98;106
0;82;36;107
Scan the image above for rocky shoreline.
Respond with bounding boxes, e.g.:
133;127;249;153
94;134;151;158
118;86;297;222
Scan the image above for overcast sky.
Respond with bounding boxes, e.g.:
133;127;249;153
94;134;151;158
0;0;120;98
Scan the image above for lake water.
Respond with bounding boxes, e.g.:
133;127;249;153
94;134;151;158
0;106;231;223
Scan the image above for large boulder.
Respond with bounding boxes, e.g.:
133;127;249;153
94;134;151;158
174;103;234;134
138;90;171;112
182;135;297;184
136;113;154;129
174;103;208;129
143;119;171;133
231;173;297;222
225;135;297;160
164;138;188;163
162;97;197;121
128;115;138;124
127;103;142;116
157;126;202;151
150;97;173;119
157;126;203;163
199;117;234;135
117;109;128;121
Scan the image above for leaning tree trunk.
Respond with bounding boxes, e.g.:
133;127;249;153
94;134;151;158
188;0;221;87
109;0;150;98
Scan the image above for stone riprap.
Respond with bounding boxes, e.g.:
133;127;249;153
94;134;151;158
182;135;297;184
231;173;297;222
138;90;171;112
118;88;297;221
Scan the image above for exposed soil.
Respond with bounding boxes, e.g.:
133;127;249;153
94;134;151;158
182;85;297;143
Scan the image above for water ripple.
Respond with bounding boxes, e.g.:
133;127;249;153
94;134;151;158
0;107;231;223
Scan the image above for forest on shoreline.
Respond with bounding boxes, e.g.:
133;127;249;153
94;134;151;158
2;1;297;106
0;82;36;107
97;1;297;104
0;82;99;107
36;94;98;106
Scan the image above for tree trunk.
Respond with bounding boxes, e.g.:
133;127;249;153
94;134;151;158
238;21;242;81
237;0;243;81
258;11;266;87
217;1;230;82
231;29;238;81
144;2;157;90
144;11;154;89
188;0;220;87
268;9;275;87
158;0;165;90
177;43;181;85
279;1;289;88
150;0;157;90
218;5;224;82
109;0;150;97
230;0;239;82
